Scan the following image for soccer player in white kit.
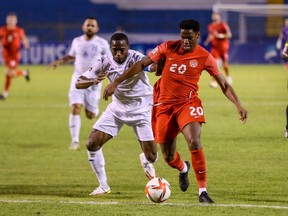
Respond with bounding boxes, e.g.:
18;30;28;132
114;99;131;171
76;33;158;195
49;17;110;150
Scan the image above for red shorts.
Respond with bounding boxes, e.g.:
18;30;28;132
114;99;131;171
152;97;205;143
210;46;229;62
3;52;20;69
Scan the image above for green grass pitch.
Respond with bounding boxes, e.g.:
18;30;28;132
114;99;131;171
0;64;287;216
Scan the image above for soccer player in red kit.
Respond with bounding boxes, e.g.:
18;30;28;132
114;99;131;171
204;12;232;88
0;12;30;100
103;19;248;203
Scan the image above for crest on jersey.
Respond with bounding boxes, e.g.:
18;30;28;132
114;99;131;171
189;59;198;68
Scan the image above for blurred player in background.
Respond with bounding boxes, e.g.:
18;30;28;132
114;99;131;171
276;17;288;71
49;17;110;150
104;19;248;203
204;12;232;88
280;41;288;138
76;33;157;195
0;12;30;100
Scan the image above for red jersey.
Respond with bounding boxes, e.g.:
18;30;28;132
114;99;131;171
208;22;230;49
148;40;221;103
0;26;25;56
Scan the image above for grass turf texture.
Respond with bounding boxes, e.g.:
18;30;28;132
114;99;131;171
0;64;287;216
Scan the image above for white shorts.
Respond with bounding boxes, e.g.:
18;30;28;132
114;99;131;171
93;103;154;141
68;76;102;114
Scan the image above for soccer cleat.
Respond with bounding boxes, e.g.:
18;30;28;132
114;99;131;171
0;94;6;100
179;161;190;192
24;70;30;82
285;129;288;138
209;80;218;88
199;191;214;203
69;142;80;150
89;186;111;195
139;153;156;180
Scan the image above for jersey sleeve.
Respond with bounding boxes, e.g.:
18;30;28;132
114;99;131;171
205;54;222;76
19;28;25;38
68;39;76;57
148;42;166;63
81;57;104;78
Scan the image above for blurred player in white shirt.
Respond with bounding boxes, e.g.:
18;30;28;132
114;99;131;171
49;17;110;150
76;33;157;195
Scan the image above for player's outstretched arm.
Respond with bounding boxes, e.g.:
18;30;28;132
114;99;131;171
103;56;153;100
48;55;75;70
76;71;107;89
214;74;248;123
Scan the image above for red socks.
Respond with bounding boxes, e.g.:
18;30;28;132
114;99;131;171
4;75;11;92
190;148;206;188
166;151;184;171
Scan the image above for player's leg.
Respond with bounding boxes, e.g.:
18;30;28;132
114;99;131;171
88;105;123;195
132;111;158;179
84;85;101;119
182;122;214;203
68;81;86;149
159;139;190;191
152;104;189;189
68;103;82;150
139;140;158;180
209;48;220;88
222;51;232;85
87;128;112;195
84;83;102;119
0;59;14;99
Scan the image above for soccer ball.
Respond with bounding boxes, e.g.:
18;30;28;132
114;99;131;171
145;177;171;203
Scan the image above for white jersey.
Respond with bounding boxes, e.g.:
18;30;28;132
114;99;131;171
82;50;153;114
69;35;110;76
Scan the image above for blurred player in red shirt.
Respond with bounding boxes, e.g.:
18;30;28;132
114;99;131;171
0;12;30;100
204;12;232;88
104;19;248;203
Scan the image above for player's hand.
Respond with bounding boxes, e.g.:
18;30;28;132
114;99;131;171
237;105;248;123
103;82;117;101
96;71;108;82
216;33;225;39
47;61;59;70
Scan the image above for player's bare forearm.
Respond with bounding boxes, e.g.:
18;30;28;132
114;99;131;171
49;55;75;69
76;72;107;89
114;61;145;84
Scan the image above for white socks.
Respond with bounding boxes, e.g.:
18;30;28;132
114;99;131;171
69;114;81;143
180;162;188;173
199;188;207;195
87;149;109;189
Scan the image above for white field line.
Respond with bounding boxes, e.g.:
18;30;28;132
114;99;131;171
1;199;288;210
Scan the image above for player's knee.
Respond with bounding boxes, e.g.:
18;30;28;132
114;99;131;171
86;138;101;151
85;110;95;119
146;152;158;163
189;137;201;150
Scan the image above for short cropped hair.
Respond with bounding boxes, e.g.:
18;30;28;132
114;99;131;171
86;16;97;21
110;33;129;45
179;19;200;32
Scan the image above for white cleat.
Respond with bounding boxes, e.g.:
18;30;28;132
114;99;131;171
89;186;111;195
285;129;288;138
209;80;218;88
69;142;80;150
226;76;233;85
139;153;156;180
